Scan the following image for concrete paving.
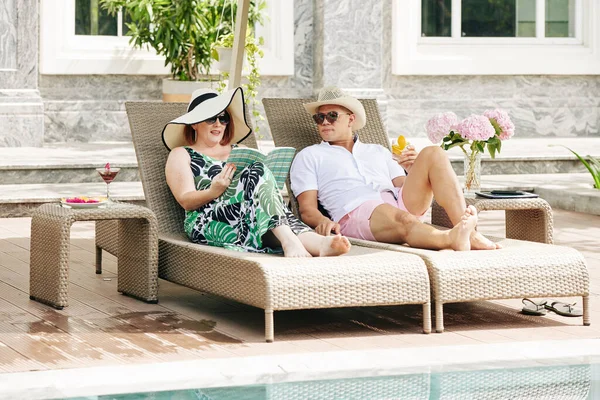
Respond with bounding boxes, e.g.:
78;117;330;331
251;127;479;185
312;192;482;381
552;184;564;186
0;207;597;378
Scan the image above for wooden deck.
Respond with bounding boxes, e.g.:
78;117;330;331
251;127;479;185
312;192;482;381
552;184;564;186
0;209;598;374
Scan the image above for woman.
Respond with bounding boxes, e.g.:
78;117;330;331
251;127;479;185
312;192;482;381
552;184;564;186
163;87;351;257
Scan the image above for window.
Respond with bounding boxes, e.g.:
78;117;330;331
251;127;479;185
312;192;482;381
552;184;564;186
392;0;600;75
41;0;294;75
545;0;576;37
74;0;130;36
421;0;574;38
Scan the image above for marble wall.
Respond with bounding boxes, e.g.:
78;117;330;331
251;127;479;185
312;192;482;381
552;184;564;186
4;0;600;146
383;75;600;139
40;75;163;143
0;0;17;70
0;0;43;147
316;0;383;89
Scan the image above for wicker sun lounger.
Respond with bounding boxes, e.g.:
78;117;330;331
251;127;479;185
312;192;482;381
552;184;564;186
263;97;590;333
96;102;433;342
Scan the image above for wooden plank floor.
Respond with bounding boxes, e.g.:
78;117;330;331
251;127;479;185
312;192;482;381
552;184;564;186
0;209;598;373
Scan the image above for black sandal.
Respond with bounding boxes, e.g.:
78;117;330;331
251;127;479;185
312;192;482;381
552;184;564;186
521;298;548;316
545;301;583;317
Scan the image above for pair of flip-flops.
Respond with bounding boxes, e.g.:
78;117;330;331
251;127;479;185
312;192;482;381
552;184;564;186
521;298;583;317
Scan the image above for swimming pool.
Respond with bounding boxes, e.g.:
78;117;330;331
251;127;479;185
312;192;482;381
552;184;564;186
5;339;599;400
64;360;597;399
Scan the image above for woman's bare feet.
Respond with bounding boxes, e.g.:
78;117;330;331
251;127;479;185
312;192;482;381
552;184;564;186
281;239;313;257
319;234;351;257
272;225;312;257
449;205;478;251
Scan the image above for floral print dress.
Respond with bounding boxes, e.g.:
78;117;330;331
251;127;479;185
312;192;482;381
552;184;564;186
183;146;311;253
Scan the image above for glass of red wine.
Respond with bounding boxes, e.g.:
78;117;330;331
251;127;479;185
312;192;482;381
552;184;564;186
96;163;120;203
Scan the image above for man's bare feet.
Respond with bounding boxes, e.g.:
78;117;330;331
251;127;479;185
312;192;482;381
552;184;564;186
470;231;501;250
319;234;351;257
449;205;478;251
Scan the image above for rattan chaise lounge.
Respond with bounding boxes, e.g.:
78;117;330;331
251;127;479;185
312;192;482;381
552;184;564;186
96;102;433;342
263;97;590;333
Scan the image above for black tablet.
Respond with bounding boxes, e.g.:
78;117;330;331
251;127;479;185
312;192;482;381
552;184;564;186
475;190;539;199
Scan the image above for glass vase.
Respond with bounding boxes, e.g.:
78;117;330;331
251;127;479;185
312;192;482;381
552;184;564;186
463;151;481;198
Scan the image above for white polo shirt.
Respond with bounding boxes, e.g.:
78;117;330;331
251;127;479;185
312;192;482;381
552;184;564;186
290;136;406;222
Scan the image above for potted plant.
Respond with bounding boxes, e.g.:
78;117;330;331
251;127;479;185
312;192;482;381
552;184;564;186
100;0;265;102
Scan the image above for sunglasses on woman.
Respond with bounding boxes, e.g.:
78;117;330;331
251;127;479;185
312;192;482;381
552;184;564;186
204;112;231;125
312;111;352;125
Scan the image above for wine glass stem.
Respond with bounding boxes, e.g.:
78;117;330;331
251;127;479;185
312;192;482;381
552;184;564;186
106;182;110;201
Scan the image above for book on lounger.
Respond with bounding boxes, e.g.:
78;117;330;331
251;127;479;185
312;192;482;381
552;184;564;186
227;147;296;190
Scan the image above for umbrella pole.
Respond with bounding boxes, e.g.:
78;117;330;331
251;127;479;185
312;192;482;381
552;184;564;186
227;0;251;89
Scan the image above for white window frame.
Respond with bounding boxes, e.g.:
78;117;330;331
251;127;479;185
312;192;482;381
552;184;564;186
40;0;294;76
392;0;600;75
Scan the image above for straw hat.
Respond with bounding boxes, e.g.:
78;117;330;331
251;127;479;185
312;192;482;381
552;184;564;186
303;87;366;130
162;87;251;150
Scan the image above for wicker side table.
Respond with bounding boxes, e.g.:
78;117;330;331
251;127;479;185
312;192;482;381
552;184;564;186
431;197;554;244
29;203;159;309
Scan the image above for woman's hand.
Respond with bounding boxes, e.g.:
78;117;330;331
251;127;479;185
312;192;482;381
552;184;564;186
209;163;236;198
394;145;418;173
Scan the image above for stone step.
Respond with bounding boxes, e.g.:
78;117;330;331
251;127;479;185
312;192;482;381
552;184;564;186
0;155;587;185
1;173;597;218
0;142;139;185
0;139;598;185
0;165;140;185
0;182;145;217
451;157;586;176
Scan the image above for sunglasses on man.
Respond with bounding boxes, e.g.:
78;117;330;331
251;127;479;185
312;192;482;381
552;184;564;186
204;112;231;125
312;111;352;125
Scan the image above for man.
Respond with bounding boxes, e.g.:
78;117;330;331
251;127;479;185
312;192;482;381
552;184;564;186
290;87;499;251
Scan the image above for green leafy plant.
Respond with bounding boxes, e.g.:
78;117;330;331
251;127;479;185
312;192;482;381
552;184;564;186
100;0;265;81
213;32;265;135
551;145;600;189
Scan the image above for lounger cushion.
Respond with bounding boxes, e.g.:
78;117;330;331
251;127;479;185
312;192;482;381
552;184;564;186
350;237;589;303
158;233;430;311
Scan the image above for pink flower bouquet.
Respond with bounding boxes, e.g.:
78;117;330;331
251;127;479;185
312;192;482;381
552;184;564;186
426;109;515;195
426;109;515;159
484;109;515;140
426;112;458;144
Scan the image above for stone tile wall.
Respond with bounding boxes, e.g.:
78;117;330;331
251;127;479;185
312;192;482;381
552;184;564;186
3;0;599;145
0;0;17;70
0;0;43;147
383;75;600;139
40;76;163;143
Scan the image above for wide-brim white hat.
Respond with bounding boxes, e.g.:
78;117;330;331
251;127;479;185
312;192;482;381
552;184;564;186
303;87;366;131
162;87;251;150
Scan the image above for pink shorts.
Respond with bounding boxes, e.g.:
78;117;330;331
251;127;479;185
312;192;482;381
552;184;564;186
339;188;425;241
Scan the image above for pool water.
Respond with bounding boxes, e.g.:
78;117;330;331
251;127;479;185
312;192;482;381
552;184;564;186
65;361;597;400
